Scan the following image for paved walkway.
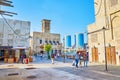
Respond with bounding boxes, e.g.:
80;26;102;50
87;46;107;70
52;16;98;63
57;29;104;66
0;61;92;80
56;57;120;77
0;57;120;80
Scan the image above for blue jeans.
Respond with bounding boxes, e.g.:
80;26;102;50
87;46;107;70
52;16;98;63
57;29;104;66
75;59;79;68
84;60;88;67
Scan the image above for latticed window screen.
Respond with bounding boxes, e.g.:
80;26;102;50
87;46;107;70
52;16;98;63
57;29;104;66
110;0;118;7
90;34;98;42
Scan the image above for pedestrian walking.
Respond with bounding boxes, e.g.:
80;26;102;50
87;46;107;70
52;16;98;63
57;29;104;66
79;52;83;67
21;54;24;64
51;53;55;64
83;52;88;67
74;51;79;68
18;54;22;63
23;54;26;64
40;51;44;60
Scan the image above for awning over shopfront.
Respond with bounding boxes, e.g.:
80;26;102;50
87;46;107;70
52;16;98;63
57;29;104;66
0;46;13;50
11;47;29;50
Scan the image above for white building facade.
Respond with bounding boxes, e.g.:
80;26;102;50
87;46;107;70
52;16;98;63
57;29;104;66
0;18;31;61
0;18;30;47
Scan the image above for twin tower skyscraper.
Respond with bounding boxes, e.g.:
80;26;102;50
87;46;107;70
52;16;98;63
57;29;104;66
64;33;84;49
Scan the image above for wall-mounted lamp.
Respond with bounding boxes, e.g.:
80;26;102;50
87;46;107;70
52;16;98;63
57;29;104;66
116;52;118;55
98;43;100;45
94;46;96;48
108;43;111;47
86;46;89;49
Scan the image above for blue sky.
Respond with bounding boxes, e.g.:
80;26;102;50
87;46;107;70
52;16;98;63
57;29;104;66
2;0;95;44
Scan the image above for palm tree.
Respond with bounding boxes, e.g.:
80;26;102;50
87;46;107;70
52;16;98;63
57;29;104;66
44;44;51;59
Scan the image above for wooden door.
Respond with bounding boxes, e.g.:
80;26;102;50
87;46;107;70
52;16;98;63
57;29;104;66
111;46;116;64
92;48;95;62
95;48;98;62
106;47;111;64
92;48;99;62
106;46;116;65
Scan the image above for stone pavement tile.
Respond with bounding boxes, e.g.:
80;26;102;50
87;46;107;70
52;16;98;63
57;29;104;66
53;61;120;79
21;68;93;80
0;58;119;80
0;68;22;80
76;62;120;79
0;62;94;80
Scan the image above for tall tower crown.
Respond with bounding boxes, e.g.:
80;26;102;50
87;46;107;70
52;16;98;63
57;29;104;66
42;19;51;33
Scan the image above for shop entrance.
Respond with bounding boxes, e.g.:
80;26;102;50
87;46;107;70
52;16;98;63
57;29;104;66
0;50;4;60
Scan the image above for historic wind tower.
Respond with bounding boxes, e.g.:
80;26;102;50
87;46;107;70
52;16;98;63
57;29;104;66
42;19;51;33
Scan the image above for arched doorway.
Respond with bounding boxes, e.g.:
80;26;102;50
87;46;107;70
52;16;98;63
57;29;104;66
111;15;120;40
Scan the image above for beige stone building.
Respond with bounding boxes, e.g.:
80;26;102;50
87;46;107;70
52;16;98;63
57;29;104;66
30;19;62;55
87;0;120;65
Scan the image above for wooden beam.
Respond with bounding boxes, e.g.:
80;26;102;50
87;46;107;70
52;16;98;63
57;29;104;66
0;1;13;7
2;0;12;3
0;0;17;16
0;10;17;15
1;13;13;16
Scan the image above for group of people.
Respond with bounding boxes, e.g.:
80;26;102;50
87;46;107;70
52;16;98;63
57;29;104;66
32;50;88;67
50;51;89;66
73;51;88;68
